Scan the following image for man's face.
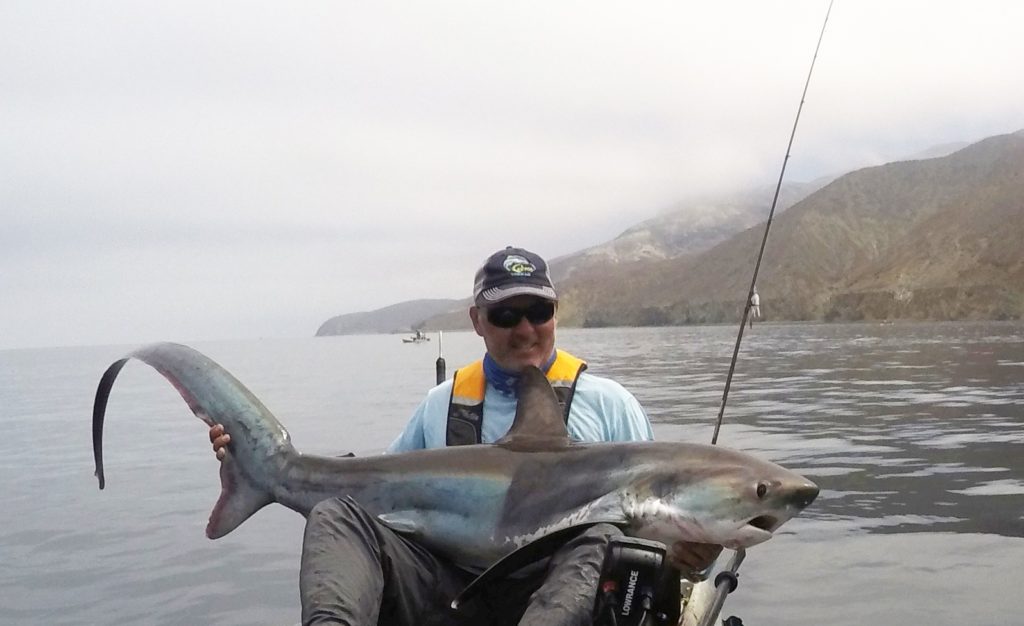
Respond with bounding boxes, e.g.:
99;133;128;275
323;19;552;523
470;295;557;372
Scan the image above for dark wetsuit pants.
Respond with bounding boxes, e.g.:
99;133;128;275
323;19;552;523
299;496;620;626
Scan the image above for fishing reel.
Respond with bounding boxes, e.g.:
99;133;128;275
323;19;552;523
592;537;680;626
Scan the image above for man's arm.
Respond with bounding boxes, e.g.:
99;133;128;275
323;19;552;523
568;373;654;442
614;386;655;442
387;378;458;452
385;398;429;453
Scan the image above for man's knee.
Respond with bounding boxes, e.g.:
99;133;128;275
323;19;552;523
545;524;624;582
309;496;371;523
557;523;622;555
578;523;622;541
306;496;381;545
520;525;624;626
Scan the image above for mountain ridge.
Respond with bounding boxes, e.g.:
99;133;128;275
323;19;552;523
317;130;1024;335
316;298;463;336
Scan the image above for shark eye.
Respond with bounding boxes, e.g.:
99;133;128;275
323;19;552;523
756;482;768;499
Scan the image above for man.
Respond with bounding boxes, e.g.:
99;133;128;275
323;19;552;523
386;246;653;452
210;246;719;625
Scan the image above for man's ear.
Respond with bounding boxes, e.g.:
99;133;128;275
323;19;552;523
469;306;485;337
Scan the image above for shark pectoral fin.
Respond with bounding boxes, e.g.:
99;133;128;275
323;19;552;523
451;521;622;611
377;513;422;537
206;456;273;539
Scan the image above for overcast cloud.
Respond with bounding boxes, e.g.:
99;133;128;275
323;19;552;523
2;0;1023;350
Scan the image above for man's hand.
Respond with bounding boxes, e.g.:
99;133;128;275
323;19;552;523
669;541;723;579
209;423;230;461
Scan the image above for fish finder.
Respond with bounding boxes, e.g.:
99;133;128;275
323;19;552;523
592;537;680;626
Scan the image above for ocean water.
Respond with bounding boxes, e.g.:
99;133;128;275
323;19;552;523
2;322;1022;625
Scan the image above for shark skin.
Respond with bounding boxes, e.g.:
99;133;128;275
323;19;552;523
92;342;819;571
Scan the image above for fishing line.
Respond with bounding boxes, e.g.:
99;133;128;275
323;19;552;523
710;0;834;447
698;13;836;626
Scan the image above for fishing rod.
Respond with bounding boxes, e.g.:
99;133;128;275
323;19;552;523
696;3;833;625
436;331;446;384
710;0;834;447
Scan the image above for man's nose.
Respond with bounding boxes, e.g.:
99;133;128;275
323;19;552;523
511;315;535;333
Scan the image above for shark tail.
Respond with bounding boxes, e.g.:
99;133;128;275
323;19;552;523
92;342;295;539
207;455;275;538
93;357;130;490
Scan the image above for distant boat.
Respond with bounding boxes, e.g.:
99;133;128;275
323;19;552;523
402;331;430;344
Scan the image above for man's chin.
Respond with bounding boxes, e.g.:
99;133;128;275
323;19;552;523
501;353;545;372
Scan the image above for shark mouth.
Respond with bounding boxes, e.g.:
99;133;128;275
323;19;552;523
746;515;778;532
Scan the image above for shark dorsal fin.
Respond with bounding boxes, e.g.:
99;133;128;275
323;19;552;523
495;366;572;451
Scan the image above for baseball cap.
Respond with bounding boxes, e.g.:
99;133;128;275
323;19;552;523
473;246;557;306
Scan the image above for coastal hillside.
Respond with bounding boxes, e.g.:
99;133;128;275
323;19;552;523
557;130;1024;326
316;299;462;336
316;183;822;335
317;130;1023;335
548;180;827;283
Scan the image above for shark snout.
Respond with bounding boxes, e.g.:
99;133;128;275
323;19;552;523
791;481;819;509
744;480;819;537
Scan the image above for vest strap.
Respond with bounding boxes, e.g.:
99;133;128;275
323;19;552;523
446;350;587;446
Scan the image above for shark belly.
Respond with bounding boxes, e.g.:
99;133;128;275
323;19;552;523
355;473;514;569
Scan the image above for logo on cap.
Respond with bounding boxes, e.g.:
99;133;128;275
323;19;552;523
503;255;535;277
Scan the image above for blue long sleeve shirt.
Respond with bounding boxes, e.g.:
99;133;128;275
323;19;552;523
386;371;653;452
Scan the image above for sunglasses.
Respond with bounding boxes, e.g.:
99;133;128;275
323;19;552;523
485;301;556;328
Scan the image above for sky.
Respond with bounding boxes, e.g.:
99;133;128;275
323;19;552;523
3;0;1023;350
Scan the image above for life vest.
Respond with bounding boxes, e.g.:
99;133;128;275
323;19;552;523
445;350;587;446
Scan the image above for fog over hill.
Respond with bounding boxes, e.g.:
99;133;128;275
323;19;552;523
317;130;1024;335
548;179;829;284
557;130;1024;326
